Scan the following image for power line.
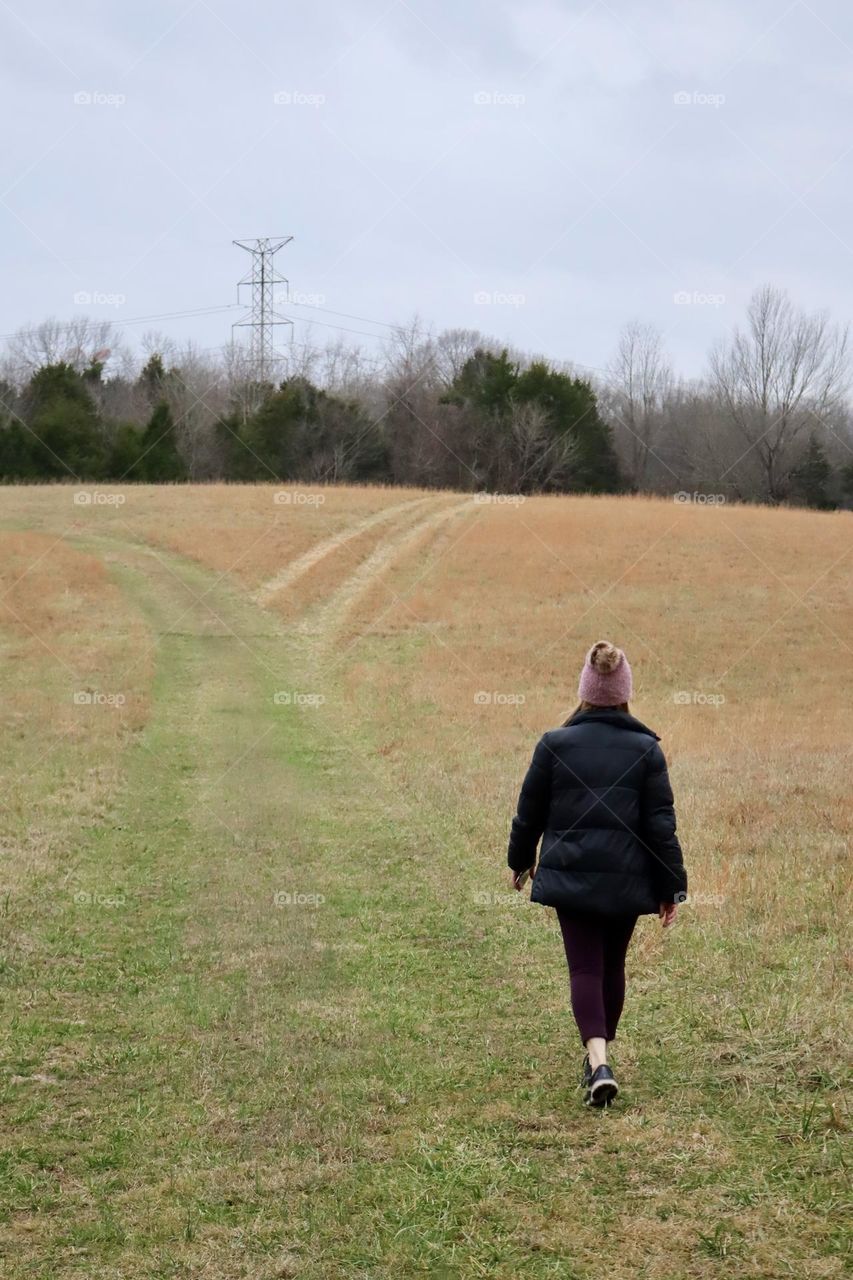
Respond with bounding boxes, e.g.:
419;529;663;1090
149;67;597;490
287;301;400;330
289;301;609;372
0;291;610;379
0;303;242;342
279;313;398;342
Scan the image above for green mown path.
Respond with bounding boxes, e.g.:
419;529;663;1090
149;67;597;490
3;535;562;1280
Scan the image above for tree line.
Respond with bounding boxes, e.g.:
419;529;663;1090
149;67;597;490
1;284;851;509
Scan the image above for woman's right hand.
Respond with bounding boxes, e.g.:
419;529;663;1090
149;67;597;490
508;866;535;891
659;902;678;927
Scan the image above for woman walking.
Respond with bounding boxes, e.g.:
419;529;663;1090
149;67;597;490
507;640;687;1106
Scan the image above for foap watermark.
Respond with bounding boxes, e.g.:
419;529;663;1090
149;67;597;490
472;891;521;907
73;690;126;708
273;490;325;507
273;890;325;907
273;89;325;107
273;690;326;707
474;90;525;107
674;891;726;908
474;690;526;706
73;90;126;107
674;491;726;505
673;89;725;108
73;290;126;307
474;289;526;307
73;490;125;507
275;289;327;307
471;492;526;506
673;690;725;707
673;290;726;307
73;890;126;908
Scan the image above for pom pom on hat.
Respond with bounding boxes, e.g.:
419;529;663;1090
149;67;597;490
578;640;632;706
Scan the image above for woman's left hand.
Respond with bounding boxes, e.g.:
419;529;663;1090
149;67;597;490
659;901;678;927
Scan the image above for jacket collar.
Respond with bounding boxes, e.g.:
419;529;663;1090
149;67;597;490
565;708;660;740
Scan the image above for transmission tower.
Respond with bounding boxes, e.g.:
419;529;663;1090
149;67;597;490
232;236;294;382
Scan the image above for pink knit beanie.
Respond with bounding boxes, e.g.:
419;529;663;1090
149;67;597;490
578;640;632;706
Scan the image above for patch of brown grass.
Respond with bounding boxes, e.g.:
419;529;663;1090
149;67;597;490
288;491;852;1060
0;483;442;591
0;531;152;889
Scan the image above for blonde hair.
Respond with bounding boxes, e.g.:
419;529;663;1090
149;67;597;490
562;699;629;727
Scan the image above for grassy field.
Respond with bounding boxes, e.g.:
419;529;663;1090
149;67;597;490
0;483;850;1279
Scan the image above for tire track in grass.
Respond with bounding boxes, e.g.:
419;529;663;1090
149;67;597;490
302;497;475;653
251;496;434;608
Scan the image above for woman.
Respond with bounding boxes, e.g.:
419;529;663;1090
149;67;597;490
507;640;687;1106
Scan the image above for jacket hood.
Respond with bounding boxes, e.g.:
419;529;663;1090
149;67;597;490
561;708;661;740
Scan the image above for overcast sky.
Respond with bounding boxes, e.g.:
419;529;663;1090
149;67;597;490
2;0;852;379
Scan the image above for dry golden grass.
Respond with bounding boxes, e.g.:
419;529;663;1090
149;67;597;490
0;483;437;591
325;492;852;1010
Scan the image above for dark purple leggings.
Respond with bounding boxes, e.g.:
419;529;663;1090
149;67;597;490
556;911;638;1044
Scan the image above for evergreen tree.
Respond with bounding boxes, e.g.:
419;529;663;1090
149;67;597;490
0;417;38;479
138;353;167;404
840;460;853;504
22;362;105;478
789;435;832;509
445;349;622;494
447;349;518;416
515;361;622;493
138;402;187;481
106;423;145;479
238;378;384;482
243;381;306;477
212;410;258;480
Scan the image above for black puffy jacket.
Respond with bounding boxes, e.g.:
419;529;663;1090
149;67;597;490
507;709;687;917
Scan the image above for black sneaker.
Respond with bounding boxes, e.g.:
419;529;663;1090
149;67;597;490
581;1053;592;1090
586;1063;619;1107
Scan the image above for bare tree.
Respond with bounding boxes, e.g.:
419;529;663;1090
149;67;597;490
606;320;672;490
507;400;579;492
140;329;180;367
432;328;491;388
710;285;849;503
158;345;229;478
382;316;438;390
655;381;764;501
281;332;321;385
5;316;130;383
315;337;380;403
220;340;269;424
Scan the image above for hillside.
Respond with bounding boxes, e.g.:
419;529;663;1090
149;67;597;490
0;484;849;1279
